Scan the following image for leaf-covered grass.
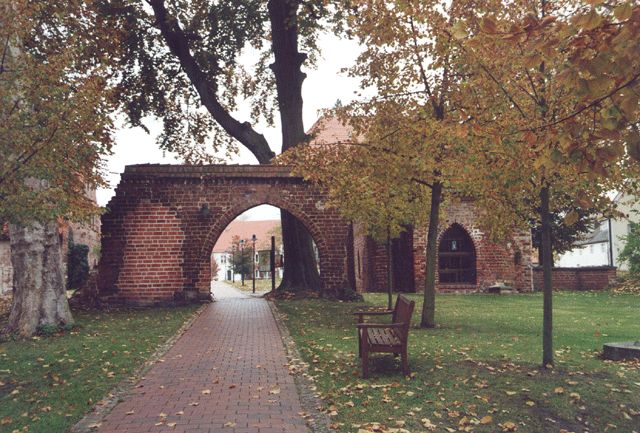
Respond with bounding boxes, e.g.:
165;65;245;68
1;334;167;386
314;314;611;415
276;292;640;433
0;305;199;433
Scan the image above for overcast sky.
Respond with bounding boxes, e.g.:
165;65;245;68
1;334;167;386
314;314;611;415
97;33;362;221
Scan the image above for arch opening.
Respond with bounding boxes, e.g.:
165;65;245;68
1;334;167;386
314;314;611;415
438;224;477;285
207;204;321;293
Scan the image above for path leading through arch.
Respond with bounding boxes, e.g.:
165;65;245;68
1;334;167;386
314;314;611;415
96;282;310;433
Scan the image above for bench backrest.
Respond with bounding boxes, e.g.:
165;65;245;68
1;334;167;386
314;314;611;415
392;295;415;341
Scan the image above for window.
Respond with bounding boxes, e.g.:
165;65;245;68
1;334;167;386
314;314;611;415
438;224;476;284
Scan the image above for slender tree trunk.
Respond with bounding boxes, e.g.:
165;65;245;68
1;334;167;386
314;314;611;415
268;0;322;294
4;221;73;337
540;185;553;367
386;226;392;310
421;182;442;328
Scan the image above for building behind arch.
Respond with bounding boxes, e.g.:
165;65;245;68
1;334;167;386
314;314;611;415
305;116;534;294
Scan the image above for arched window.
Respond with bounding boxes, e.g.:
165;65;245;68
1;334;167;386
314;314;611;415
438;224;477;284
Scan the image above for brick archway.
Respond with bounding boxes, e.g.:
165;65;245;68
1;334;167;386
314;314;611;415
195;199;328;294
98;165;352;305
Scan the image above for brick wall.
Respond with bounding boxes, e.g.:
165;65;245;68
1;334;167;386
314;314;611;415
410;200;533;292
98;164;353;305
532;266;616;291
355;199;534;293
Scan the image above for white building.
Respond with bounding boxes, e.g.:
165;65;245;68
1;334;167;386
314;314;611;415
210;219;284;282
211;251;234;281
609;193;640;271
557;193;640;270
556;221;611;267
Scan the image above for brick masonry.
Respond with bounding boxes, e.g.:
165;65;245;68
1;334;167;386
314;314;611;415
99;165;537;303
94;296;310;433
532;266;617;291
355;199;534;293
98;164;352;304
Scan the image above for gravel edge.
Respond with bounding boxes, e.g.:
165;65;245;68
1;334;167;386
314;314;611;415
268;300;332;433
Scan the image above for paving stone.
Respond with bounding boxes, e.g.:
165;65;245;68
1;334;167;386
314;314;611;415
96;284;310;433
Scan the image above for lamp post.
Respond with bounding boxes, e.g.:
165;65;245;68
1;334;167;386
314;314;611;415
231;244;236;282
252;234;257;294
240;239;245;286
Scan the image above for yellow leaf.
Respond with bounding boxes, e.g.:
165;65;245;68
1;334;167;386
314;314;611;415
564;211;579;226
452;21;468;40
502;421;518;431
421;417;437;430
576;9;603;30
480;415;493;424
614;3;633;21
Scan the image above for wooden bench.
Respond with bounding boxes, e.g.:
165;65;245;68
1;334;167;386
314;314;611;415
354;295;415;378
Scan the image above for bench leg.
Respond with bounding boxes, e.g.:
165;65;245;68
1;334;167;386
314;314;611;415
362;348;369;378
358;330;362;358
401;348;409;376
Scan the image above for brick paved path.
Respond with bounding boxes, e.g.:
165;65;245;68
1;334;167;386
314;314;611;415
97;284;310;433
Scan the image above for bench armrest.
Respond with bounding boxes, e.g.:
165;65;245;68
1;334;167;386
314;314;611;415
356;322;406;329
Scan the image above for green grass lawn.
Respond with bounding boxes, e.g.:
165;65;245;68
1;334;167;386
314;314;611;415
0;305;199;433
228;277;281;292
276;292;640;433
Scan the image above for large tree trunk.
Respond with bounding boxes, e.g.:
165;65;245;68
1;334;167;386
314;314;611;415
4;221;73;337
421;182;442;328
540;185;554;367
268;0;322;294
278;210;321;292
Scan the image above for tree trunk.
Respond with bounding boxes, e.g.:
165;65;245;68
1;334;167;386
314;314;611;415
540;185;554;367
386;226;393;310
421;182;442;328
278;210;321;292
268;0;322;294
4;221;73;337
537;232;555;267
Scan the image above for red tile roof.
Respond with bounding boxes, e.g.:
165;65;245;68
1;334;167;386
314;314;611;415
307;115;359;145
212;220;280;253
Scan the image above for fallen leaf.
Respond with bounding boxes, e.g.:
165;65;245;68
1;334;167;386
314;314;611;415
502;421;517;431
480;415;493;424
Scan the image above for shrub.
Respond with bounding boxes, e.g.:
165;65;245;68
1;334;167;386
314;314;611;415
67;241;89;290
618;222;640;276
